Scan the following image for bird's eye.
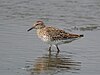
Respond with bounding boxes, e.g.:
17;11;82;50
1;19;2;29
36;24;39;25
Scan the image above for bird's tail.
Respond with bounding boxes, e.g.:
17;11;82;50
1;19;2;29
79;34;84;37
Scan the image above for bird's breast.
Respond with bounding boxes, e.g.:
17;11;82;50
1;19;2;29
37;29;50;42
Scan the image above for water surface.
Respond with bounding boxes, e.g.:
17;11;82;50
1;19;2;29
0;0;100;75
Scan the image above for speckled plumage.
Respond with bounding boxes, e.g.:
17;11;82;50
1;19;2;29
28;21;83;52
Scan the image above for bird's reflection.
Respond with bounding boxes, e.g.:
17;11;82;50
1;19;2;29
25;51;81;75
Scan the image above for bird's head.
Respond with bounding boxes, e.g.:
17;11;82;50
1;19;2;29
27;21;45;31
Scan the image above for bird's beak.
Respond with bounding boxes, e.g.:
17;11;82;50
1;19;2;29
27;26;34;32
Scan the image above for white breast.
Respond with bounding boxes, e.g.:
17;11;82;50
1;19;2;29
42;35;50;42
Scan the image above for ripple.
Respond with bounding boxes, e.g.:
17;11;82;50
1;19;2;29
71;24;100;31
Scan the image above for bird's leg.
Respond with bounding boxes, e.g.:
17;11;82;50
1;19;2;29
56;45;60;53
48;45;52;52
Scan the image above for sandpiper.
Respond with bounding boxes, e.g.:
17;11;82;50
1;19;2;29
27;21;83;52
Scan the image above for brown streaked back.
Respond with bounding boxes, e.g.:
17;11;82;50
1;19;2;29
37;26;83;41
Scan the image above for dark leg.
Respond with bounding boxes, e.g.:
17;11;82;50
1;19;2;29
56;45;60;53
48;45;52;52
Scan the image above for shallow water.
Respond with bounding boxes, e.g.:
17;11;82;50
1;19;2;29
0;0;100;75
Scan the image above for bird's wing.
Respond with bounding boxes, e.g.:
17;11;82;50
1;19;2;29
44;27;81;41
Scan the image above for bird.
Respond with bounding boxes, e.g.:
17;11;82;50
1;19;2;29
27;21;83;53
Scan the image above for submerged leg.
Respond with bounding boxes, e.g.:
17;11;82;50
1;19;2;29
48;45;52;52
56;45;60;53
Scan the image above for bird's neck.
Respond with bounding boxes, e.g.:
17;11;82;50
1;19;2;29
36;28;44;40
